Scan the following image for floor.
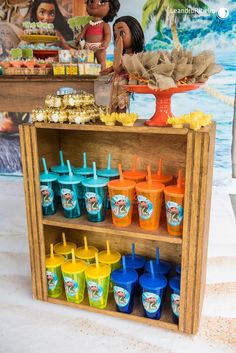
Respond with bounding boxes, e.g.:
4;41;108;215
0;177;236;353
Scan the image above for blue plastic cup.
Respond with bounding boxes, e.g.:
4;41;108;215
97;153;119;209
40;158;58;216
169;276;181;324
139;260;167;320
124;243;146;296
50;150;70;203
74;152;93;210
176;264;181;278
82;162;109;222
111;256;138;314
58;160;82;218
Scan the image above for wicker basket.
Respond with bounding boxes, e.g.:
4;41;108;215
3;67;52;76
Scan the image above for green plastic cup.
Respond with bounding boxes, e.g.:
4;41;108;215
46;244;64;298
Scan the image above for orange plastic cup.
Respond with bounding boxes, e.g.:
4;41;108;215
108;164;136;227
123;156;146;214
136;165;165;230
164;169;185;236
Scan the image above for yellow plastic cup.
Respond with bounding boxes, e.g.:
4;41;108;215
75;236;98;265
98;240;121;292
54;232;77;261
45;243;64;298
136;165;165;231
61;248;87;304
85;253;111;309
108;164;136;227
123;156;147;214
164;169;185;236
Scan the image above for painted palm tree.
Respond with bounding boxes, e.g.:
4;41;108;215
142;0;209;49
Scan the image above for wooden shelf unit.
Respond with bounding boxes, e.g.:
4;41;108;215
19;121;215;334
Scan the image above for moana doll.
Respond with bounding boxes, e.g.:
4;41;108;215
102;16;144;112
76;0;120;70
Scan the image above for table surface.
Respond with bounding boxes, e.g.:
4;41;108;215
0;75;96;112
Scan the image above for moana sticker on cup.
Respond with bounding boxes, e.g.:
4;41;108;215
64;277;79;297
46;271;58;290
87;281;103;301
114;286;130;307
111;195;130;218
137;195;153;220
61;188;77;210
166;201;183;226
171;293;180;317
142;292;161;314
41;185;54;207
85;192;102;215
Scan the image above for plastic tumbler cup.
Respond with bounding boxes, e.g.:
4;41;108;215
82;162;109;222
40;158;58;216
111;256;138;314
58;160;82;218
54;232;77;261
108;164;136;227
136;165;165;231
97;153;119;209
85;253;111;309
75;236;98;265
151;159;173;221
62;248;87;304
169;276;181;324
125;243;146;296
50;150;70;203
45;244;64;298
176;264;181;278
98;240;121;292
164;169;185;236
123;156;147;214
139;260;167;320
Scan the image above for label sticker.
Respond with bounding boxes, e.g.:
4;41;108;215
111;195;130;218
171;293;180;317
166;201;183;226
64;277;79;297
114;286;130;307
46;270;58;291
41;185;54;207
85;192;102;215
87;281;103;301
142;292;161;313
137;195;153;220
61;188;77;210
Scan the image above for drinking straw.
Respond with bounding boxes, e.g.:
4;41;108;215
118;163;124;182
157;159;163;176
156;247;160;265
132;156;138;173
95;252;99;269
62;232;67;246
147;164;152;185
107;153;111;170
132;243;135;260
93;161;101;222
122;255;126;272
83;152;87;168
59;150;65;166
50;243;54;259
84;236;88;250
106;240;110;255
67;160;80;216
150;260;155;279
177;168;184;189
71;248;76;264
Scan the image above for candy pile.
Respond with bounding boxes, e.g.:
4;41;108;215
167;111;212;130
100;112;138;126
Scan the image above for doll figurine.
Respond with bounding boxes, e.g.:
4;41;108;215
102;16;144;112
76;0;120;70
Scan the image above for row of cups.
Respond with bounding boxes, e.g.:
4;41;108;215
46;235;180;322
40;151;185;236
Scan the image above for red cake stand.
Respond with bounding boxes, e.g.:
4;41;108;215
124;84;201;127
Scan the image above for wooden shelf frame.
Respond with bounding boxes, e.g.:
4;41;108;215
19;122;216;334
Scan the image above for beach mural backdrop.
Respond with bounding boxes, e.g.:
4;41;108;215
0;0;235;186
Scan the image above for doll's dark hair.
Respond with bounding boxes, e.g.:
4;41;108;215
103;0;120;22
113;16;145;53
30;0;73;40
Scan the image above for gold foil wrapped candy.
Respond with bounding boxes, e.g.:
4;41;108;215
45;95;62;109
100;112;138;127
31;108;48;123
167;111;212;130
48;109;68;123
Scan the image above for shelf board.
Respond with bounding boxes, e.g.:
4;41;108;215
47;292;178;332
42;210;182;245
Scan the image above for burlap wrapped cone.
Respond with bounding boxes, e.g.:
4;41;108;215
122;49;223;90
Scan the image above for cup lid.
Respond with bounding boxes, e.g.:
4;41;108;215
73;152;93;176
145;260;171;275
98;241;121;264
81;161;109;188
125;254;145;270
139;272;167;290
151;159;173;185
111;267;138;284
136;165;165;192
58;160;82;185
169;276;181;292
46;244;64;268
62;258;87;274
54;241;77;255
40;157;58;182
123;156;146;181
85;258;111;279
50;150;69;174
164;169;185;196
75;245;98;259
97;153;119;178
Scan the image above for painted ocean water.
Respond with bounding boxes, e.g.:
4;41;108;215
130;49;235;186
